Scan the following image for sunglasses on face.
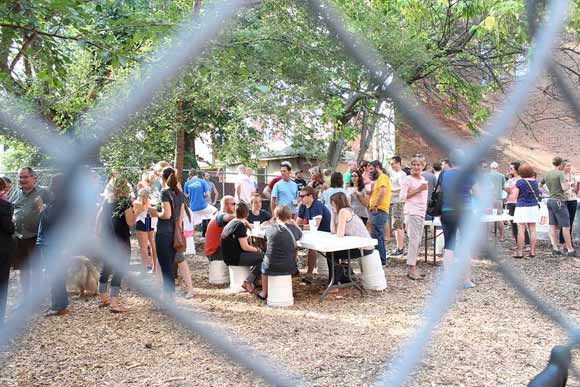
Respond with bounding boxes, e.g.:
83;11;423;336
299;194;311;198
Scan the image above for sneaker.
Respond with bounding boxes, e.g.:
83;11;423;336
391;248;404;257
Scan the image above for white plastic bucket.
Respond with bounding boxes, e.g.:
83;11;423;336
316;253;328;277
209;260;229;285
228;266;251;293
267;275;294;307
360;251;387;290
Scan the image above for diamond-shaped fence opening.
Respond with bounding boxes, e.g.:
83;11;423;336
0;0;579;386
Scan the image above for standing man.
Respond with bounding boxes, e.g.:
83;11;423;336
296;186;331;283
270;163;299;215
389;156;407;256
487;161;506;241
262;161;292;199
294;169;307;192
184;171;217;238
540;157;577;256
368;160;391;265
203;172;219;206
234;165;255;204
12;167;51;299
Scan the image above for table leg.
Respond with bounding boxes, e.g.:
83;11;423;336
320;252;334;303
346;249;365;297
433;227;437;264
424;225;428;264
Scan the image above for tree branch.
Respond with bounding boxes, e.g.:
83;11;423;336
9;32;36;73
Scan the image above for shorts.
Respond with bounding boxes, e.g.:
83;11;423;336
12;237;37;270
547;198;570;227
390;202;405;230
135;216;153;232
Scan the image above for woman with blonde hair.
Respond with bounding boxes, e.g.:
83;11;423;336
134;188;158;273
256;205;302;300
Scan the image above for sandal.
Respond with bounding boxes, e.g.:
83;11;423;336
407;273;423;281
513;255;524;259
110;306;128;314
255;293;266;301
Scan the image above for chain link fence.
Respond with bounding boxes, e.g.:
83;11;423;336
0;0;579;386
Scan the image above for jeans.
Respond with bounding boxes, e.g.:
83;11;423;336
327;249;372;285
156;232;176;296
370;210;388;265
238;251;264;284
0;252;10;326
441;210;460;251
40;247;68;311
99;240;130;298
559;200;577;245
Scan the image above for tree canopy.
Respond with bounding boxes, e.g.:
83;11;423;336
1;0;578;171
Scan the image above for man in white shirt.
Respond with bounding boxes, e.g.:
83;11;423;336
389;156;407;256
234;164;255;203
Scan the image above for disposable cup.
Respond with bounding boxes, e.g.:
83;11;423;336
253;221;260;230
309;219;318;231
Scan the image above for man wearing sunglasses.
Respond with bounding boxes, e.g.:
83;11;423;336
296;186;331;284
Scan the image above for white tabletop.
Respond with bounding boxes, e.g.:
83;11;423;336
249;228;377;253
423;213;513;227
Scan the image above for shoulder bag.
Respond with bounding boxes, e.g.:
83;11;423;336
168;190;187;253
524;179;541;208
427;172;444;217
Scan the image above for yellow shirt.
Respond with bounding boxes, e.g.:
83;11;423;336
369;173;391;213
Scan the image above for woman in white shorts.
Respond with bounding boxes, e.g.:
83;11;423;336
512;164;541;258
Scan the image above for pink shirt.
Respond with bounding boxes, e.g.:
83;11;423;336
400;175;428;216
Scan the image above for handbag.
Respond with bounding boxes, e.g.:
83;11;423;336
524;179;541;208
168;191;187;253
427;172;444;217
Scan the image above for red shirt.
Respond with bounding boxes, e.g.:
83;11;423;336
205;218;223;256
268;176;283;190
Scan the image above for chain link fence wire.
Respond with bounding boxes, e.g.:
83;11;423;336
0;0;579;386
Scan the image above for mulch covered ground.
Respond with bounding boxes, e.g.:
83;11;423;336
0;235;578;387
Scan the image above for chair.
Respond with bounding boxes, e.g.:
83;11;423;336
267;275;294;307
360;251;387;290
228;266;251;293
208;260;229;285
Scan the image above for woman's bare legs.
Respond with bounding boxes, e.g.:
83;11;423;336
257;276;268;299
147;231;157;272
178;261;195;298
516;224;526;256
528;223;537;256
136;231;151;270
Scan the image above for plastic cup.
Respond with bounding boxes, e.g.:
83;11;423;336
253;221;260;230
309;219;317;231
492;209;498;216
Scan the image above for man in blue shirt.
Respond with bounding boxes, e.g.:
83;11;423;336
270;163;298;215
296;186;331;284
184;171;210;211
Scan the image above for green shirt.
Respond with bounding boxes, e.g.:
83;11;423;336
13;186;51;239
541;170;566;200
487;171;506;200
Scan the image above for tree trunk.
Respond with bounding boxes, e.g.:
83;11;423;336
358;99;384;163
325;92;365;169
174;99;185;181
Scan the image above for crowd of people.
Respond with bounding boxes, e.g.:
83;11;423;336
0;154;578;324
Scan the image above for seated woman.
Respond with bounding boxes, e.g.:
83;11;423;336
221;202;264;293
328;192;374;286
256;206;302;300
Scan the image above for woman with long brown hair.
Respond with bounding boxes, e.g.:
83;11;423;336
328;192;373;287
152;167;186;300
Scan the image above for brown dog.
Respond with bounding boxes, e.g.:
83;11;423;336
65;256;98;298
